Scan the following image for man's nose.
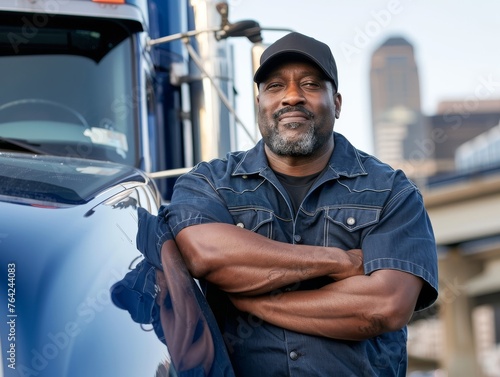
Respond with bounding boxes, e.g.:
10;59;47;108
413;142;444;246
282;83;306;106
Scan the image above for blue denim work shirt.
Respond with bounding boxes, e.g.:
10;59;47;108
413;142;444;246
167;132;439;377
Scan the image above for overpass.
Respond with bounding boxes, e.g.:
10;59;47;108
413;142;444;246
412;166;500;376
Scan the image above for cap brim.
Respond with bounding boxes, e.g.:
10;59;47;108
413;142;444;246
254;50;334;86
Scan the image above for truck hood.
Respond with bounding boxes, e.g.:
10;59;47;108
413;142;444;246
0;153;167;376
0;152;149;206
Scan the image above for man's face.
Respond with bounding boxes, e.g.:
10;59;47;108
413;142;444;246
256;58;341;157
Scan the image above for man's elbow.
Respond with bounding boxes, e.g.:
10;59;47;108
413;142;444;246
175;245;212;279
357;299;416;339
368;270;423;334
172;228;215;278
159;239;211;279
377;299;416;333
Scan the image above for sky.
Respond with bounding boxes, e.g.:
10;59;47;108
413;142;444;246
226;0;500;154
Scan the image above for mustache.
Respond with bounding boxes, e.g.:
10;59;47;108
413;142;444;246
273;106;314;120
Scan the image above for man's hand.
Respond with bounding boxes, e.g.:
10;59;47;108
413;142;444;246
330;248;364;281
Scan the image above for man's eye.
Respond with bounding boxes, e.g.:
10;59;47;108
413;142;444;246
302;82;320;88
267;83;283;90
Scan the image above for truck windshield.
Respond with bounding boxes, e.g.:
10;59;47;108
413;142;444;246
0;23;138;166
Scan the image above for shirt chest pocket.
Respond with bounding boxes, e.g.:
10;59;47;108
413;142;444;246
229;207;275;239
324;207;381;248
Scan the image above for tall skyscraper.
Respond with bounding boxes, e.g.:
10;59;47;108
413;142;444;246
369;36;431;181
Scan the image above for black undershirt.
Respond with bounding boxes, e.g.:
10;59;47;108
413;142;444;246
274;170;323;215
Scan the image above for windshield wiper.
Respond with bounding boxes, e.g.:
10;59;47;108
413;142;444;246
0;137;47;155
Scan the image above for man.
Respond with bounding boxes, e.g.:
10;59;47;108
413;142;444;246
166;32;438;376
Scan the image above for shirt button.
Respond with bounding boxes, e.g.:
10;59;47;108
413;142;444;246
242;175;248;179
346;217;356;226
293;235;302;244
236;222;245;228
289;350;300;361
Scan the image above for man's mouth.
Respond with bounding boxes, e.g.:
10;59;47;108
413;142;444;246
278;111;309;123
274;106;314;122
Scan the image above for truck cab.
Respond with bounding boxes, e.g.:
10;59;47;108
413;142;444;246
1;2;146;163
0;0;263;375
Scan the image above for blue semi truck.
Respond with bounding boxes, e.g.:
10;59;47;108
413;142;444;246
0;0;265;375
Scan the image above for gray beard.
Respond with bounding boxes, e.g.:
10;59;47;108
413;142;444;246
265;122;318;156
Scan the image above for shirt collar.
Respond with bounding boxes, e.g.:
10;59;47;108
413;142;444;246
232;132;367;179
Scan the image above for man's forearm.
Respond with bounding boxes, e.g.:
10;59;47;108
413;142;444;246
229;269;423;340
174;223;363;296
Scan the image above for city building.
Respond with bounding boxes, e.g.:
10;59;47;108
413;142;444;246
369;36;431;182
369;35;500;377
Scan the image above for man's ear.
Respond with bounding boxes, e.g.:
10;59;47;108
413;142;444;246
334;92;342;119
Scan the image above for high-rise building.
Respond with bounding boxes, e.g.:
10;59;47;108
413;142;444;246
369;36;431;181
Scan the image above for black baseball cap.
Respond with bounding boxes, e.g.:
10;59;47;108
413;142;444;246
253;32;338;90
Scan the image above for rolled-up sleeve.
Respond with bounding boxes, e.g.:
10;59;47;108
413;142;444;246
167;166;235;237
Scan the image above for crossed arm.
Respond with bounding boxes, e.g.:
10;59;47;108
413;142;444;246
174;222;423;341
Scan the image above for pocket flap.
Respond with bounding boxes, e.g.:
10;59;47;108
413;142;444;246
326;207;380;231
